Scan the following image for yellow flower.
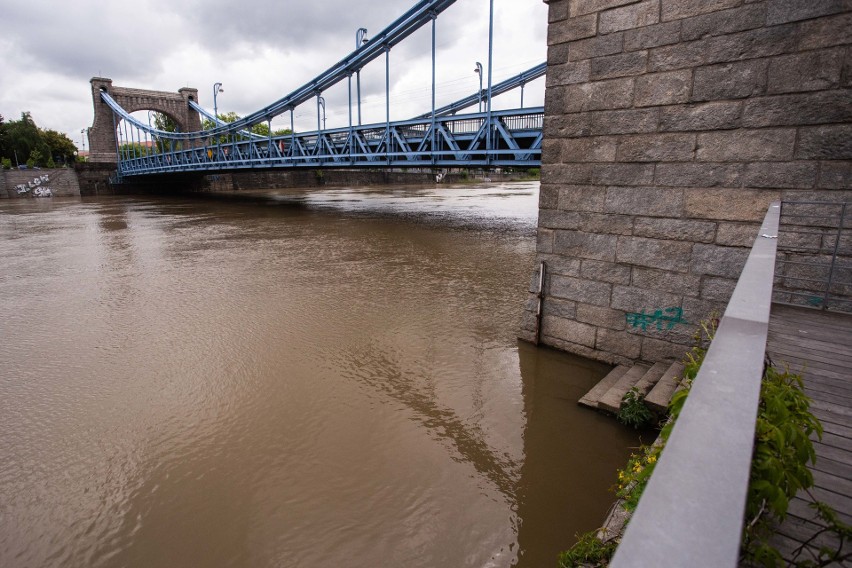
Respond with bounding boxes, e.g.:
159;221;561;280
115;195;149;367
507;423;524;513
647;455;657;464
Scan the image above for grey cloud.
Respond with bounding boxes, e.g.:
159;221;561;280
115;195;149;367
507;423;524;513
1;1;178;81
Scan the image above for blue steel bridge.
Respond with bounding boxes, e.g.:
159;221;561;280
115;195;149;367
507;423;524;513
95;0;545;178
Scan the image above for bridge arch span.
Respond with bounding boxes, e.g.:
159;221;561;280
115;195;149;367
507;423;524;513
88;77;200;163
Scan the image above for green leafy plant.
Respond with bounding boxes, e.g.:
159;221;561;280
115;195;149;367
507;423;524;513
557;315;847;567
740;365;831;567
557;531;618;568
614;444;660;512
617;387;653;429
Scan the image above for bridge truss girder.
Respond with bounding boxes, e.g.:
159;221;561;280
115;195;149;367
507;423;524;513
115;108;543;176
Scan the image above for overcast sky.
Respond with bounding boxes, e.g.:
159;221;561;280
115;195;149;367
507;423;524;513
0;0;548;148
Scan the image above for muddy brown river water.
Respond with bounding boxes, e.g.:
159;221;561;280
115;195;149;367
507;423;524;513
0;182;640;567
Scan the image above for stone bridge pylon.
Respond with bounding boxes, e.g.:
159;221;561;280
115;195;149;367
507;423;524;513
88;77;200;163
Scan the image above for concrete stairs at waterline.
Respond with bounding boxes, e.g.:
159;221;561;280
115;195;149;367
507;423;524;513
579;360;685;415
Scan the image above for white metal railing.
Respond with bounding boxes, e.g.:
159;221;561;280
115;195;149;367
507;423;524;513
611;202;781;568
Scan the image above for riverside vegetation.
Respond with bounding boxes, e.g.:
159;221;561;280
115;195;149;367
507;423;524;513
558;321;851;567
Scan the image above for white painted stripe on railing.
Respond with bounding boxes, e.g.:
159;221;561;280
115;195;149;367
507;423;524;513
611;201;781;568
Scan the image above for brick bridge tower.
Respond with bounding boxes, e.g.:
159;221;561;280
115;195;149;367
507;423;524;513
88;77;201;163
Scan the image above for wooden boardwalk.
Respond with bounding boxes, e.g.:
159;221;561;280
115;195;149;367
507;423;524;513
763;304;852;565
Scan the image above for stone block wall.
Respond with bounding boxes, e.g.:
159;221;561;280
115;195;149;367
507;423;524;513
521;0;852;364
75;162;117;196
1;168;81;198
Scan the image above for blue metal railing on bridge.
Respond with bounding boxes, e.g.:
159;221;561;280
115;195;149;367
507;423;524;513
97;0;546;176
112;106;543;176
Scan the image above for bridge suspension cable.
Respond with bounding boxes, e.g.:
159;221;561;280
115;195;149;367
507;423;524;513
104;0;459;142
98;0;544;175
414;62;546;119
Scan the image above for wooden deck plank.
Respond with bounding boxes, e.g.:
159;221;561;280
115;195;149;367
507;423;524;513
802;375;852;394
773;514;846;557
820;420;852;440
812;468;852;496
810;455;852;479
770;316;852;334
809;399;852;419
769;326;852;347
770;304;852;326
770;328;851;347
812;441;852;467
765;304;852;565
765;344;852;368
787;497;852;528
804;388;852;407
763;355;850;381
820;431;852;451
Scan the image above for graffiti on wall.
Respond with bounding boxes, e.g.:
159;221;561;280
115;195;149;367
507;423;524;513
14;174;53;197
625;307;687;331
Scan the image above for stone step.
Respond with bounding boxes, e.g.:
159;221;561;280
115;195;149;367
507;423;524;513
633;361;671;397
579;365;629;409
645;361;686;414
597;364;651;414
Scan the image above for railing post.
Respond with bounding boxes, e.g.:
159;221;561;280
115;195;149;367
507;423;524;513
823;201;847;310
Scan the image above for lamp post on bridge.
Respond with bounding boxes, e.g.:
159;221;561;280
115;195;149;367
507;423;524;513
474;62;483;113
213;82;224;123
317;95;326;132
355;28;368;126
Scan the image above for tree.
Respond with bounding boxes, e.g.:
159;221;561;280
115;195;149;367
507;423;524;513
152;112;179;132
202;111;288;139
41;129;77;165
119;142;150;158
150;112;180;153
0;114;7;161
0;112;81;167
3;112;49;166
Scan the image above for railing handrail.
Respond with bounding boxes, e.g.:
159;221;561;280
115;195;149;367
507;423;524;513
611;202;781;568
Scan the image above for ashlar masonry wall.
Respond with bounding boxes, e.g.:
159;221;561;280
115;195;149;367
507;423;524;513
520;0;852;365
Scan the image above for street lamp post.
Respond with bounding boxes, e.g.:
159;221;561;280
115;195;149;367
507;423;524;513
213;82;224;122
317;95;326;132
355;28;368;125
80;129;86;151
474;62;483;112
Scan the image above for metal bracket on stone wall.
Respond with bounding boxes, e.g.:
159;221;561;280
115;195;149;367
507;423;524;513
535;260;546;345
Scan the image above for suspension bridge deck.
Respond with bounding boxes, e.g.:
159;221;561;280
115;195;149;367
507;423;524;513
762;303;852;564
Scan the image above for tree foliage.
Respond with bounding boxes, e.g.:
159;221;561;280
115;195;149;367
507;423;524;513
41;129;77;164
202;111;292;141
149;112;181;153
0;111;79;167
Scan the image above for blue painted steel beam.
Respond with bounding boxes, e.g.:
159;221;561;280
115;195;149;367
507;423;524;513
107;0;458;142
114;108;543;176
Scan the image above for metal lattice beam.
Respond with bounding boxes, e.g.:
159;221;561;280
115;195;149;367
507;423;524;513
115;108;543;175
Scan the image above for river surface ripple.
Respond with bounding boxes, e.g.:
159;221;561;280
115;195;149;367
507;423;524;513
0;182;639;567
